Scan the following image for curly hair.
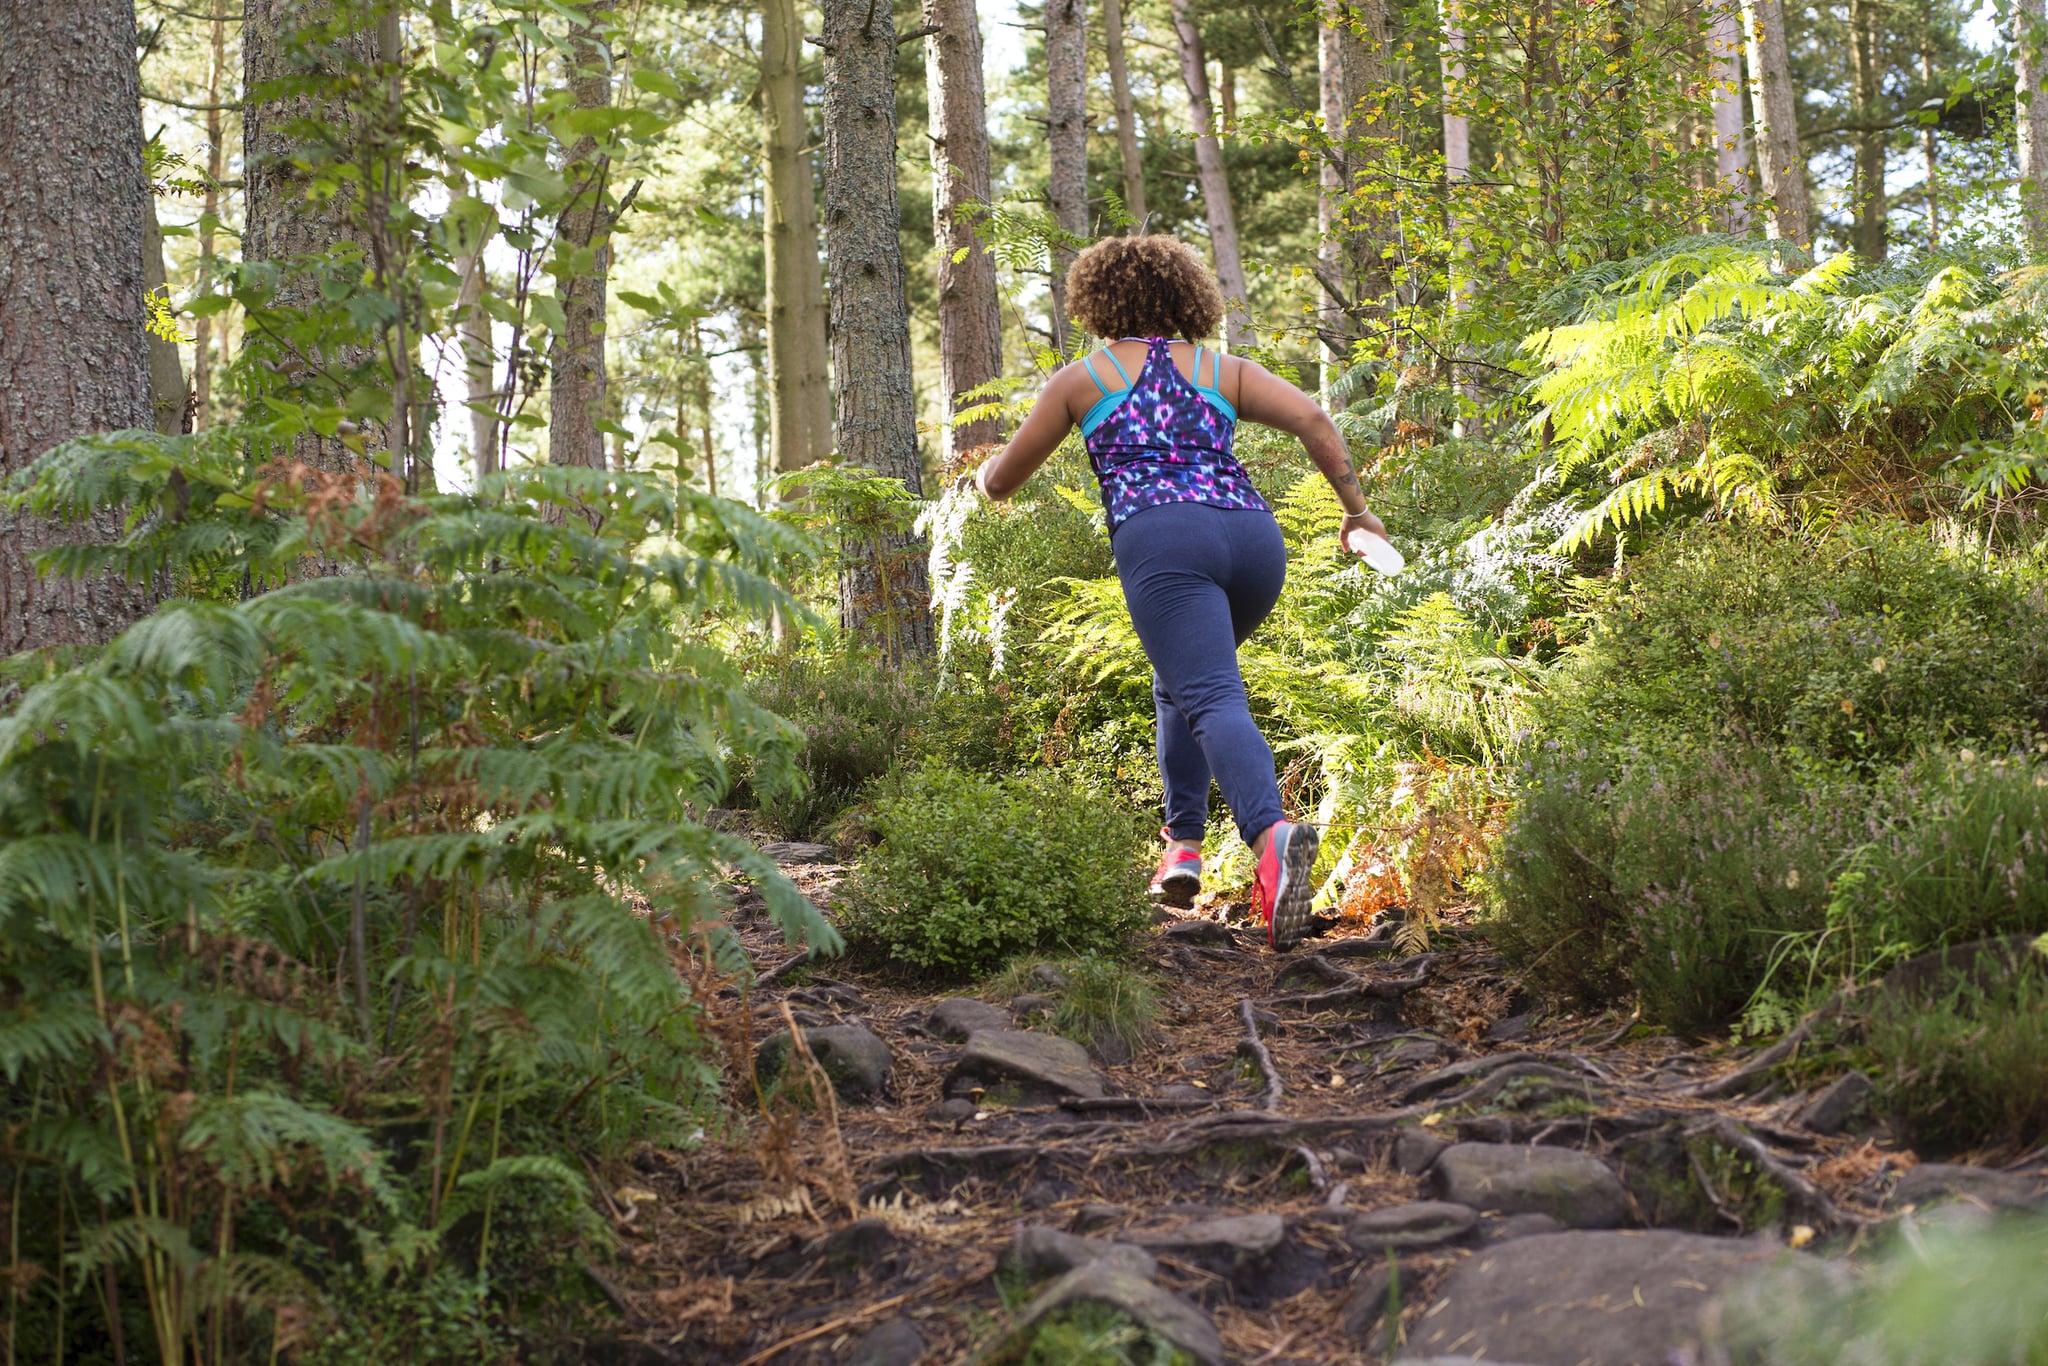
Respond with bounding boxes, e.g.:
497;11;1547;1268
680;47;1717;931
1064;235;1226;344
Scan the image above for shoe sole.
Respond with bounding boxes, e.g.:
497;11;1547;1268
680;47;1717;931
1269;824;1320;951
1150;870;1201;909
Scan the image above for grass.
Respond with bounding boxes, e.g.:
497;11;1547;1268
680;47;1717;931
1861;945;2048;1155
991;954;1160;1062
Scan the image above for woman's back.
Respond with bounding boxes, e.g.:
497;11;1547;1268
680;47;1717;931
1075;336;1267;531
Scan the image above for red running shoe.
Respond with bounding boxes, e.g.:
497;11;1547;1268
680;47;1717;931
1253;822;1319;950
1149;832;1203;908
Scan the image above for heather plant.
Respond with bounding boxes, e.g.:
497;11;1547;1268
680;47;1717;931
842;766;1151;978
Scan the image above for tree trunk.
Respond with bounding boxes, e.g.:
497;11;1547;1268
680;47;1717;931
1920;44;1939;248
763;0;834;472
193;0;229;428
1740;0;1810;248
1169;0;1251;348
1101;0;1148;228
244;0;377;472
693;319;718;497
2018;0;2048;259
822;0;934;658
925;0;1006;457
1440;0;1478;431
1707;0;1751;231
0;0;160;652
548;2;612;469
1319;7;1353;381
456;189;498;487
1848;0;1886;260
143;194;190;434
1046;0;1089;352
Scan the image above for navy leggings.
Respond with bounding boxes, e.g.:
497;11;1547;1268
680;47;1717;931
1110;501;1288;846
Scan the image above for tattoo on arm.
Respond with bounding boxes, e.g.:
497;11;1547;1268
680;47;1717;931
1335;460;1360;490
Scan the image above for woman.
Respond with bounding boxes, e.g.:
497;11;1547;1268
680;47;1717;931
972;235;1388;950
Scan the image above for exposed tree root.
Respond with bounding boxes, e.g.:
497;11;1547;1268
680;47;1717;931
1693;1116;1864;1233
1238;997;1285;1111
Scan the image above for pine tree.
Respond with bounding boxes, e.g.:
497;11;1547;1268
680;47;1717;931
1101;0;1148;229
1169;0;1250;348
0;0;160;652
1742;0;1811;247
763;0;834;472
1046;0;1089;350
2019;0;2048;258
926;0;1006;455
549;0;614;470
821;0;935;656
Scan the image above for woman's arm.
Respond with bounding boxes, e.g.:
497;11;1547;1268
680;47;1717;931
1233;361;1388;540
974;366;1087;501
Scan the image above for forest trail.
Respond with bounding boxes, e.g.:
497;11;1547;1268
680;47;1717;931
602;846;2048;1366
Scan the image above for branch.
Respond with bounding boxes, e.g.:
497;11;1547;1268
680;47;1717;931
143;90;242;112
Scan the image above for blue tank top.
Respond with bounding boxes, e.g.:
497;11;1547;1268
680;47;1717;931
1079;337;1272;533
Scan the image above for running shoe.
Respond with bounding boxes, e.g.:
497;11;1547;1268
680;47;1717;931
1253;821;1319;950
1149;833;1203;908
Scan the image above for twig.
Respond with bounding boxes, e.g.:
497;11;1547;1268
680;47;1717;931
1585;1007;1643;1051
757;949;813;985
1238;998;1285;1111
1289;1145;1330;1192
730;1284;932;1366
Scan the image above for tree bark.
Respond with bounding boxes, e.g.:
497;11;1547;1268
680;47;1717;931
1169;0;1251;349
1740;0;1810;248
1101;0;1148;228
0;0;160;652
925;0;1006;457
455;186;498;487
1319;7;1354;380
2018;0;2048;259
763;0;834;472
548;2;612;469
1046;0;1089;352
143;193;190;434
822;0;934;657
1707;0;1751;231
244;0;377;471
1921;43;1940;248
1440;0;1478;431
1848;0;1886;260
193;0;229;428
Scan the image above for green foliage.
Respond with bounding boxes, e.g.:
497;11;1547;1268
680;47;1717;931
1015;1304;1195;1366
740;653;1020;839
1529;246;2048;548
1721;1214;2048;1365
0;430;831;1358
843;766;1151;979
1862;942;2048;1155
1492;522;2048;1028
991;954;1160;1061
294;1268;514;1366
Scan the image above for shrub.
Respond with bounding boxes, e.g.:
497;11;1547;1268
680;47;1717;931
1832;755;2048;964
1537;523;2048;772
1494;522;2048;1029
1492;742;1856;1032
1861;943;2048;1155
843;766;1152;978
1017;1304;1195;1366
744;657;1022;840
745;657;924;839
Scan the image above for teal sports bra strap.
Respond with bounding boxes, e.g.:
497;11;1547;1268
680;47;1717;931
1101;345;1135;387
1081;355;1113;397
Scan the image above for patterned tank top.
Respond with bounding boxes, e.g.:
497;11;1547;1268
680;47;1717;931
1079;337;1272;533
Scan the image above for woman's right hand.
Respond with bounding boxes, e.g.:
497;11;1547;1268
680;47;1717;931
1337;506;1388;551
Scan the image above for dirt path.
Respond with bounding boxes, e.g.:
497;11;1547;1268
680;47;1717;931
592;848;2044;1366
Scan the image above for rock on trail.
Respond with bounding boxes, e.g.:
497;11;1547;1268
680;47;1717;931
1397;1230;1793;1364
